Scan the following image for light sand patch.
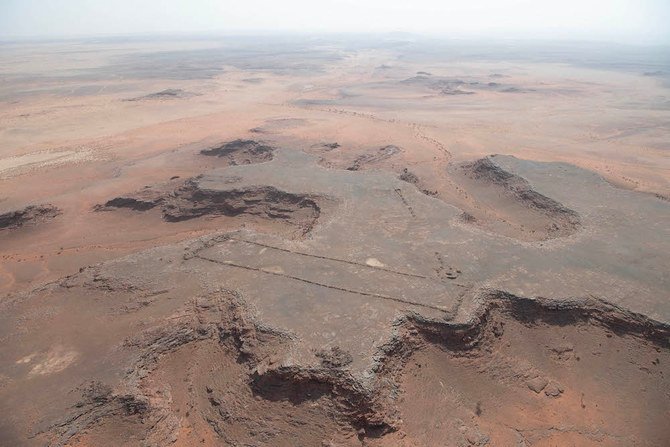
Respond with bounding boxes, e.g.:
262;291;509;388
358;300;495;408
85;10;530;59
263;265;285;274
365;257;385;268
15;353;37;364
28;346;78;377
0;149;95;179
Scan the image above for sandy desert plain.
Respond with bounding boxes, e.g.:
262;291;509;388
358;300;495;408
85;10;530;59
0;35;669;446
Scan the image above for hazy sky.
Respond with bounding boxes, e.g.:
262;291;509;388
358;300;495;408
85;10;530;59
1;0;669;43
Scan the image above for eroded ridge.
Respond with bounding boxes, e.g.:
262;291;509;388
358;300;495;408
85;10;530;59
124;89;199;101
461;157;582;235
0;204;61;230
96;180;324;236
57;291;389;447
55;289;670;447
309;143;403;172
347;145;402;171
374;292;670;446
200;139;275;165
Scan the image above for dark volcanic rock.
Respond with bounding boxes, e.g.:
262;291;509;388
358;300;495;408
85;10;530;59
399;168;419;185
97;179;324;236
0;204;61;230
100;197;160;212
316;346;354;368
125;89;198;101
162;183;321;231
200;139;275;165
